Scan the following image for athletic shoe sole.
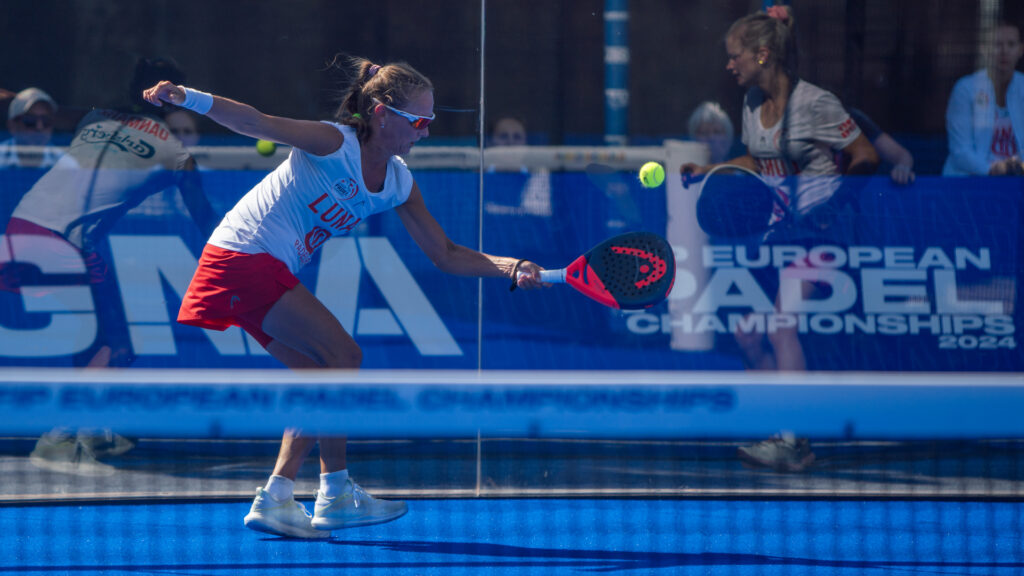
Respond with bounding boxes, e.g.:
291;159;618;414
244;511;331;539
311;504;409;530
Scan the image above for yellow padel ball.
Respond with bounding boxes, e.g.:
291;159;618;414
639;161;665;188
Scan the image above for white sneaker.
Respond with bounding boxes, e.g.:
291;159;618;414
243;488;330;539
311;479;408;530
29;435;116;477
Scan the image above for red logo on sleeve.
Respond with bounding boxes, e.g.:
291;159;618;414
838;118;856;139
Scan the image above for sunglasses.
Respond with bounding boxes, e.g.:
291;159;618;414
374;98;434;129
18;114;52;129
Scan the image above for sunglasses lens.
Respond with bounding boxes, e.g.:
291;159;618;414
411;118;431;129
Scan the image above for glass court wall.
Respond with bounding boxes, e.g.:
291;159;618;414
0;0;1021;373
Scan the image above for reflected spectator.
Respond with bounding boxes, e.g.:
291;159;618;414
943;21;1024;176
165;107;201;149
490;116;527;147
0;88;62;169
1;57;218;476
687;101;735;164
484;115;552;217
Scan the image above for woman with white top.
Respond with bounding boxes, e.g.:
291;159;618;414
943;21;1024;176
144;57;544;539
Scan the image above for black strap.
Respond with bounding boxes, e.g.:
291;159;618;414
508;259;526;292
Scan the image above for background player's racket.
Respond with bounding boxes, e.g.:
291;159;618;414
685;165;789;238
535;231;675;309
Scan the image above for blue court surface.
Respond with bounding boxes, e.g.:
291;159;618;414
4;498;1024;575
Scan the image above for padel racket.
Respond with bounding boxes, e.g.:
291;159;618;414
537;231;675;309
686;165;790;238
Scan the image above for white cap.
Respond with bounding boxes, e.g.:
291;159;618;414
8;87;57;120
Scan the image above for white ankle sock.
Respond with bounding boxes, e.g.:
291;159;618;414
264;475;294;502
320;469;350;498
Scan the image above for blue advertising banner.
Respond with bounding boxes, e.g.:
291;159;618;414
1;169;1020;371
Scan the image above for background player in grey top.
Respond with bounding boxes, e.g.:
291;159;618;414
682;6;878;472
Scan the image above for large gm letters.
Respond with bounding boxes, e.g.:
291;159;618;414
0;234;461;359
0;234;97;356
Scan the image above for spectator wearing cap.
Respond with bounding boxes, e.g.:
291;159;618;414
0;88;62;169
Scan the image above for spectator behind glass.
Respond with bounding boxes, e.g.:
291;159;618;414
687;101;735;164
490;116;527;147
165;107;201;149
943;21;1024;176
2;57;217;477
484;115;552;217
0;88;62;169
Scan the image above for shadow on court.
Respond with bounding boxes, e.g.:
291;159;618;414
5;546;1022;574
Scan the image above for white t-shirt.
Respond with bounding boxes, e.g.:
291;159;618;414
741;80;860;218
209;123;414;273
12;109;191;250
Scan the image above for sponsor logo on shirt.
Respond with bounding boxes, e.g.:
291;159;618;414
332;178;360;201
305;226;332;254
755;157;798;178
991;112;1018;159
78;126;156;159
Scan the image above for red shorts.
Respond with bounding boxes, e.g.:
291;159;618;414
177;244;300;348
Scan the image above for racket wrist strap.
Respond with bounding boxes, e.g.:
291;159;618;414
179;86;214;115
508;259;527;292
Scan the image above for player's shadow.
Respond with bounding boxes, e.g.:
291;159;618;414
330;539;1024;573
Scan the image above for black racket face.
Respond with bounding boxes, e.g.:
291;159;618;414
585;232;675;309
696;167;775;237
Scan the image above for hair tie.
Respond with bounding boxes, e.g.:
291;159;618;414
368;64;381;78
352;112;363;119
508;259;527;292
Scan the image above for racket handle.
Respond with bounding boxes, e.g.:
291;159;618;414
539;268;566;284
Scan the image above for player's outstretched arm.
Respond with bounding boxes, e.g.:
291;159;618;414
142;81;342;157
395;182;544;289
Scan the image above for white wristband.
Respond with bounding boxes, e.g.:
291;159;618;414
179;86;214;115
